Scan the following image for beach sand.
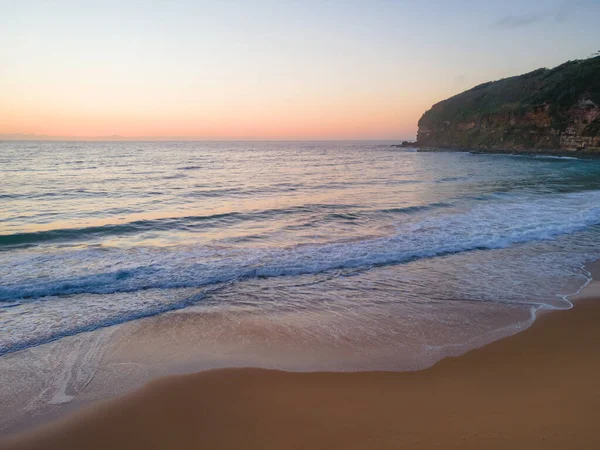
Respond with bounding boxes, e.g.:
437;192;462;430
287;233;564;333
2;263;600;450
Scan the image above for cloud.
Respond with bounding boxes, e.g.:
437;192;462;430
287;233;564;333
493;0;587;30
554;0;586;22
494;14;542;29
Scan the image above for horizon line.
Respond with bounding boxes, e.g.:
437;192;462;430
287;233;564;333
0;135;414;143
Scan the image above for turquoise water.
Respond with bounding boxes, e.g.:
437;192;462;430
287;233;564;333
1;141;600;369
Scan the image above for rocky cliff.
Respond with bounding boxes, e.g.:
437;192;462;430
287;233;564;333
417;56;600;154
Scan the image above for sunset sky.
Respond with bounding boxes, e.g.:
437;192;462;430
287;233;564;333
1;0;599;140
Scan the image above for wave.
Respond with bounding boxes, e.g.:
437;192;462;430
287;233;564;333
0;290;211;355
503;153;585;161
2;190;600;303
0;212;240;247
532;155;582;160
0;203;370;248
178;165;202;170
0;189;109;201
378;203;453;214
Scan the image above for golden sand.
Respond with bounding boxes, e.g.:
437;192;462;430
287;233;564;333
3;267;600;450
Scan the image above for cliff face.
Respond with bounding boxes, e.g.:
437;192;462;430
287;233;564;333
417;56;600;153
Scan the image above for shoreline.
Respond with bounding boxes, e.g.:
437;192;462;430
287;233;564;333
2;262;600;449
397;145;600;159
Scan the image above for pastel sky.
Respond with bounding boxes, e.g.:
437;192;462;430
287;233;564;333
1;0;599;140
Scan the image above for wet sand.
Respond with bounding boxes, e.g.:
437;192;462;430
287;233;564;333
2;264;600;450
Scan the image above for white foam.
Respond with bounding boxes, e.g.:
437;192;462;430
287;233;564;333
2;190;600;303
1;190;600;354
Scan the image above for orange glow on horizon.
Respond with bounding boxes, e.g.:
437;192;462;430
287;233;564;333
0;94;426;140
3;0;598;141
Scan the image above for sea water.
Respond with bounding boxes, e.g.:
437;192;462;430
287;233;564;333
1;141;600;428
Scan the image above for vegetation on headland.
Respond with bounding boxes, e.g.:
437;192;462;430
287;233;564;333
416;55;600;153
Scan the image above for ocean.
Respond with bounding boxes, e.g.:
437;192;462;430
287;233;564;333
2;140;600;426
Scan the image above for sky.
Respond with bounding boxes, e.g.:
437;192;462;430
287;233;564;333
1;0;599;141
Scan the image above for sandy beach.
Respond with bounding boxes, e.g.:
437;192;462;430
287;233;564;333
2;2;600;448
1;263;598;450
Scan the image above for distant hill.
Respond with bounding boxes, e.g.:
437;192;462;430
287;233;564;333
417;56;600;154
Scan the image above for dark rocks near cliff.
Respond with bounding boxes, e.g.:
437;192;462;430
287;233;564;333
417;56;600;154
